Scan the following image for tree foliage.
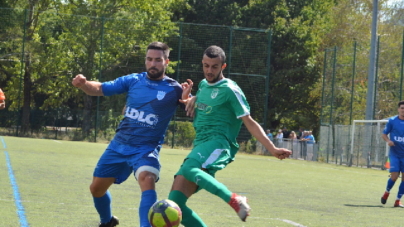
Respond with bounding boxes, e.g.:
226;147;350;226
0;0;402;138
0;0;182;133
172;0;334;132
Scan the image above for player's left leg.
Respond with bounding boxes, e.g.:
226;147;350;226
394;159;404;208
394;177;404;208
169;175;206;227
133;151;161;227
137;171;158;227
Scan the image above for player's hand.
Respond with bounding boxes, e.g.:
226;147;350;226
180;79;193;101
179;79;197;117
72;74;87;88
270;148;292;160
387;141;395;146
179;96;196;117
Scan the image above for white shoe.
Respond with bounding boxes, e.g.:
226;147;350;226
229;193;251;221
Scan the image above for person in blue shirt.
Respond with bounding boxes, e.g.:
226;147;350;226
72;42;190;227
266;129;273;141
304;131;315;144
381;100;404;208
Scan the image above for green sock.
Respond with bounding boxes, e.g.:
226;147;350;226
182;158;232;202
169;190;207;227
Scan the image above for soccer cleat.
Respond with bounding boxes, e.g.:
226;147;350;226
99;216;119;227
381;192;390;204
394;200;404;208
229;193;251;222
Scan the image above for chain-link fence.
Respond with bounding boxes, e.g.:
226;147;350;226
320;34;403;167
0;8;271;147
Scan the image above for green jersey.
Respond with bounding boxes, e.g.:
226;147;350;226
193;78;250;157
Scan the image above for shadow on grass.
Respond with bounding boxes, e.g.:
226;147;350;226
344;204;384;207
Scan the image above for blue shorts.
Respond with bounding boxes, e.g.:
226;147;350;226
93;140;161;184
389;153;404;173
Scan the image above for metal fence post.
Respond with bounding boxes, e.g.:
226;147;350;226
16;9;28;137
264;30;272;130
400;30;404;100
172;22;183;149
349;41;357;125
95;16;105;142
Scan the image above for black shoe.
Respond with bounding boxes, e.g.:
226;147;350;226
381;192;389;205
99;216;119;227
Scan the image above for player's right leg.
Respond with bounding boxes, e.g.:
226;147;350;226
91;143;132;226
90;177;118;226
382;155;400;205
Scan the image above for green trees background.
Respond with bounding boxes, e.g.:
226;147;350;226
0;0;403;139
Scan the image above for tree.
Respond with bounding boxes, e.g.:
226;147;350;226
0;0;183;134
171;0;334;133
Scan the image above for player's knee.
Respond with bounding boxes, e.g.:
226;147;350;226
135;166;159;182
138;171;157;183
181;164;200;182
89;183;106;197
391;172;400;181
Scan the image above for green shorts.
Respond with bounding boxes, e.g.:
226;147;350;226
176;139;233;177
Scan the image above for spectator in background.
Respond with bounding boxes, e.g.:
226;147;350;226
300;131;315;144
282;127;290;139
0;88;5;109
289;131;297;140
297;128;304;139
306;131;315;144
266;129;273;141
276;129;284;147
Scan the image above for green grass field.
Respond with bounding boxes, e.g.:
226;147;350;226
0;136;402;227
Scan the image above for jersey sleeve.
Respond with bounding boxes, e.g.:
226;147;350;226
102;73;139;96
227;86;250;119
383;118;393;135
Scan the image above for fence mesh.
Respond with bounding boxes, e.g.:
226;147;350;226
0;8;270;147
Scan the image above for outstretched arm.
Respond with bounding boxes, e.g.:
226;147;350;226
241;115;292;159
72;74;104;96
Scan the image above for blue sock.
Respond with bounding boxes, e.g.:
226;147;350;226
139;189;157;227
387;178;396;192
398;182;404;200
93;191;112;224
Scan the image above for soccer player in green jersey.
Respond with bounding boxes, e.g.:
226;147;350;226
169;45;292;226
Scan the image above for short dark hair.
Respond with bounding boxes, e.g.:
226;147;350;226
399;100;404;107
203;45;226;64
147;42;170;59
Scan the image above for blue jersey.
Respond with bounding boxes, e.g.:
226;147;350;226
383;115;404;158
102;72;182;153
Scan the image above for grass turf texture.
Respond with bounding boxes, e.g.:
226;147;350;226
0;136;401;227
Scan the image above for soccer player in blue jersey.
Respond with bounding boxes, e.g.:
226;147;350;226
168;45;292;226
72;42;190;227
381;100;404;208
